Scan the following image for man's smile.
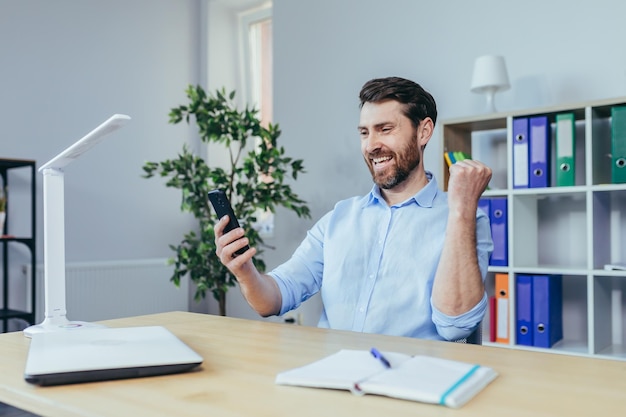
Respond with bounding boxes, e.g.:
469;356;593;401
372;155;393;170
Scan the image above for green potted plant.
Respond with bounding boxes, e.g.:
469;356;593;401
143;86;311;316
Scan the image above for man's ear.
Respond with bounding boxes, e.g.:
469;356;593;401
418;117;434;149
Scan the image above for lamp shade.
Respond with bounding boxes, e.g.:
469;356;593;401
470;55;510;93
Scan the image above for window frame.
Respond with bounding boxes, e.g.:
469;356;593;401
238;4;272;115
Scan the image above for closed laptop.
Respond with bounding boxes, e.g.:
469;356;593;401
24;325;203;386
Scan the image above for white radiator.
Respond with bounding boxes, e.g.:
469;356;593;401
27;258;189;323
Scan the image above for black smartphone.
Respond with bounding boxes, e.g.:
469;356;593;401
208;189;250;256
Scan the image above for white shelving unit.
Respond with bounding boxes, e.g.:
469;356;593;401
440;97;626;361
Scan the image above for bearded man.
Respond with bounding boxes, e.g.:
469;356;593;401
214;76;493;341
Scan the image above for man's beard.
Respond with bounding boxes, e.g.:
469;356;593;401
367;135;421;190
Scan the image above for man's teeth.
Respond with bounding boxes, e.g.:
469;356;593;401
373;156;392;164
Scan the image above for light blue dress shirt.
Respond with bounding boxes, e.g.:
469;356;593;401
269;172;493;341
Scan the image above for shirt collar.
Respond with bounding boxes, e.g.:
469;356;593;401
363;171;438;208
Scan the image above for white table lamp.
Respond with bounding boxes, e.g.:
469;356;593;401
470;55;510;113
23;114;130;337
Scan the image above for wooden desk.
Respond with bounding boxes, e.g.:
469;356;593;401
1;311;625;416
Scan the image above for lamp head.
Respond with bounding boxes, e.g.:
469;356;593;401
471;55;510;113
39;114;131;172
471;55;510;93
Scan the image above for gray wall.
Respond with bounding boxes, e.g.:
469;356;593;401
267;0;626;324
1;0;201;261
273;0;626;219
2;0;626;326
0;0;202;319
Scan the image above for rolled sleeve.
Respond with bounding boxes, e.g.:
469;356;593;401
267;216;327;316
269;271;300;316
431;292;487;341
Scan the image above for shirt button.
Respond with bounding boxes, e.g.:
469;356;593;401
359;307;365;313
369;274;374;280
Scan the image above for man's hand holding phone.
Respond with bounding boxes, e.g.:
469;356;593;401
209;190;255;264
215;215;255;259
209;190;282;317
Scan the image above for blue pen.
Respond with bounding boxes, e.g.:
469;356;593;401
370;347;391;368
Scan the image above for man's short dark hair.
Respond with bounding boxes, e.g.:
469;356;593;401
359;76;438;127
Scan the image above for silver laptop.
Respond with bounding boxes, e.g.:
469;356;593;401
24;326;203;386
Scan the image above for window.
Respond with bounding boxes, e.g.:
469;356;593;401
239;4;272;125
239;3;274;237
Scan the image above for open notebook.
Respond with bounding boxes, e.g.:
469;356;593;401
276;349;497;408
24;326;203;386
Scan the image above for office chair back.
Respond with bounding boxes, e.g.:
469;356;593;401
454;325;482;345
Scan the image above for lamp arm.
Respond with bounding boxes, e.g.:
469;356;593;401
41;168;68;322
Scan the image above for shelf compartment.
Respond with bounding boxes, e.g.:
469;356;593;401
481;272;498;344
593;275;626;359
471;128;508;191
589;103;626;186
592;189;626;270
442;116;507;191
0;308;33;332
483;273;589;354
556;274;589;355
0;307;32;320
512;192;587;269
0;158;36;333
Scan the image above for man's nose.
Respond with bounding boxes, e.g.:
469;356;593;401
364;132;383;153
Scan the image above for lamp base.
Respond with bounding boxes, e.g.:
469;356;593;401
23;317;106;338
484;89;497;113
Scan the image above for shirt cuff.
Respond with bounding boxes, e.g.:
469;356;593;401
268;272;298;316
431;292;487;341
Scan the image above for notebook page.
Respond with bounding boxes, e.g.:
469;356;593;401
357;355;497;407
275;349;411;391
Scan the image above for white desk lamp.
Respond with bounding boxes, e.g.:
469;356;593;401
470;55;510;113
23;114;131;338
